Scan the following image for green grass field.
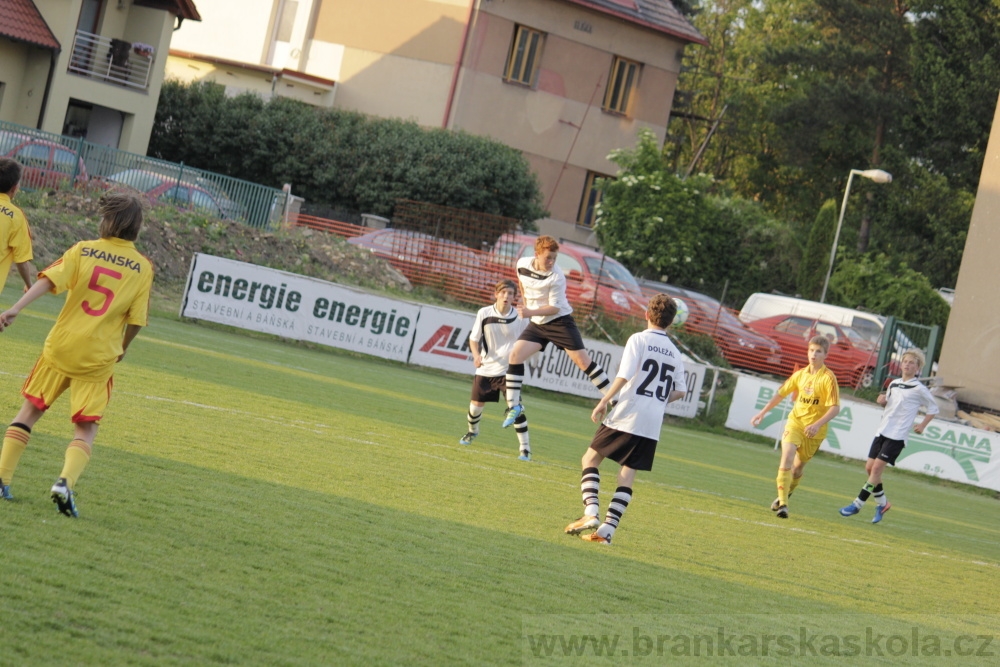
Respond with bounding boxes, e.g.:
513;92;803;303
1;285;998;666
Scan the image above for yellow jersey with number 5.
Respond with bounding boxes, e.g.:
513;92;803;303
39;238;154;380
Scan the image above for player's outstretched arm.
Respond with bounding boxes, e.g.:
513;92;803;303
592;377;628;423
0;277;53;332
118;324;144;362
751;394;785;427
16;261;35;291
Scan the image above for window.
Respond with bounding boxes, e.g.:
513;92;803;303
505;26;544;86
191;190;223;217
53;149;78;174
603;56;640;114
577;171;608;228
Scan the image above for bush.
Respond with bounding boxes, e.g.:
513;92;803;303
150;81;547;223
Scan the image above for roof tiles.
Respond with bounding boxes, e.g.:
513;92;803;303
564;0;707;45
0;0;60;50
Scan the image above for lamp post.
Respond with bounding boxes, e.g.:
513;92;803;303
820;168;893;303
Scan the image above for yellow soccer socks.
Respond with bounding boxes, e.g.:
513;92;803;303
0;423;31;483
59;439;92;490
776;468;793;506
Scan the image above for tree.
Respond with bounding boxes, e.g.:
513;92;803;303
596;129;798;304
829;253;950;329
905;0;1000;191
797;199;838;300
596;130;720;287
149;81;547;222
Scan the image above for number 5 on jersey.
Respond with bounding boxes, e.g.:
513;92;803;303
82;266;122;317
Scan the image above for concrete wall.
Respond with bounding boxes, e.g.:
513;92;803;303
0;42;49;127
451;0;683;228
39;4;174;153
167;0;277;65
938;92;1000;410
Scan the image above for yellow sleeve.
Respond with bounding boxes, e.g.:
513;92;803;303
39;244;81;295
779;369;800;398
10;210;33;263
823;372;841;407
126;272;153;327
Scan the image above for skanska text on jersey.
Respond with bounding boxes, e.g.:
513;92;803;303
82;247;143;272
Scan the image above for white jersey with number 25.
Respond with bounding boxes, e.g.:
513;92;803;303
603;328;686;440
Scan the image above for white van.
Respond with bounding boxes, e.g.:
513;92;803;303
738;293;885;343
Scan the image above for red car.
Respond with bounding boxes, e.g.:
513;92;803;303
638;280;783;373
105;169;240;219
489;233;647;320
0;131;88;190
348;228;502;303
746;314;882;388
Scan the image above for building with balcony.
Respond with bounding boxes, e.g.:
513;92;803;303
166;0;704;241
0;0;201;154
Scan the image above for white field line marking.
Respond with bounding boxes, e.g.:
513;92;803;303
126;392;332;434
674;506;999;569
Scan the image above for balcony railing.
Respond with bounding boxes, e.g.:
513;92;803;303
67;30;154;90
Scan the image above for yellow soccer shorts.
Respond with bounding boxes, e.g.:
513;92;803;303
782;423;825;463
21;356;113;423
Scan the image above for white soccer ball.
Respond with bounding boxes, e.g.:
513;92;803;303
672;297;689;327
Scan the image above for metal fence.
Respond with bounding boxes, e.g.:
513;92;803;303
0;120;287;229
68;30;154;91
874;317;941;390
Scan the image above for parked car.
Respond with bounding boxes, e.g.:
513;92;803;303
745;314;883;388
489;233;647;320
348;228;501;302
0;131;88;190
105;169;239;219
638;280;782;373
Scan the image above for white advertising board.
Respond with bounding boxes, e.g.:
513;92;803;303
180;254;419;362
408;303;705;417
182;255;706;419
726;374;1000;492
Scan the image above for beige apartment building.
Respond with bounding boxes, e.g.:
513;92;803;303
0;0;200;153
167;0;705;241
938;91;1000;412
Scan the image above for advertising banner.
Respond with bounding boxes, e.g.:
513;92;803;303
408;304;479;375
182;255;706;419
726;375;1000;491
180;254;419;362
408;303;705;416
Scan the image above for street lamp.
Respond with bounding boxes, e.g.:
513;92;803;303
820;168;893;303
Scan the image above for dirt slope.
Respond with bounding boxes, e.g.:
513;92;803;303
18;191;409;311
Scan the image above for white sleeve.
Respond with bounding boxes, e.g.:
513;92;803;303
469;307;487;343
616;335;641;380
672;359;688;394
920;384;940;415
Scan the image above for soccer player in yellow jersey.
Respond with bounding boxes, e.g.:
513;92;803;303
750;335;840;519
0;158;35;300
0;190;153;517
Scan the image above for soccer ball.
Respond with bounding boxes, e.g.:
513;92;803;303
672;298;689;327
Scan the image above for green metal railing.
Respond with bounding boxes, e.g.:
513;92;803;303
874;316;941;389
0;120;287;229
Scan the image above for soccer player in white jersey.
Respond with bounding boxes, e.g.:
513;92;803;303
459;279;532;460
0;190;153;517
565;294;687;544
501;235;611;429
839;349;938;523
